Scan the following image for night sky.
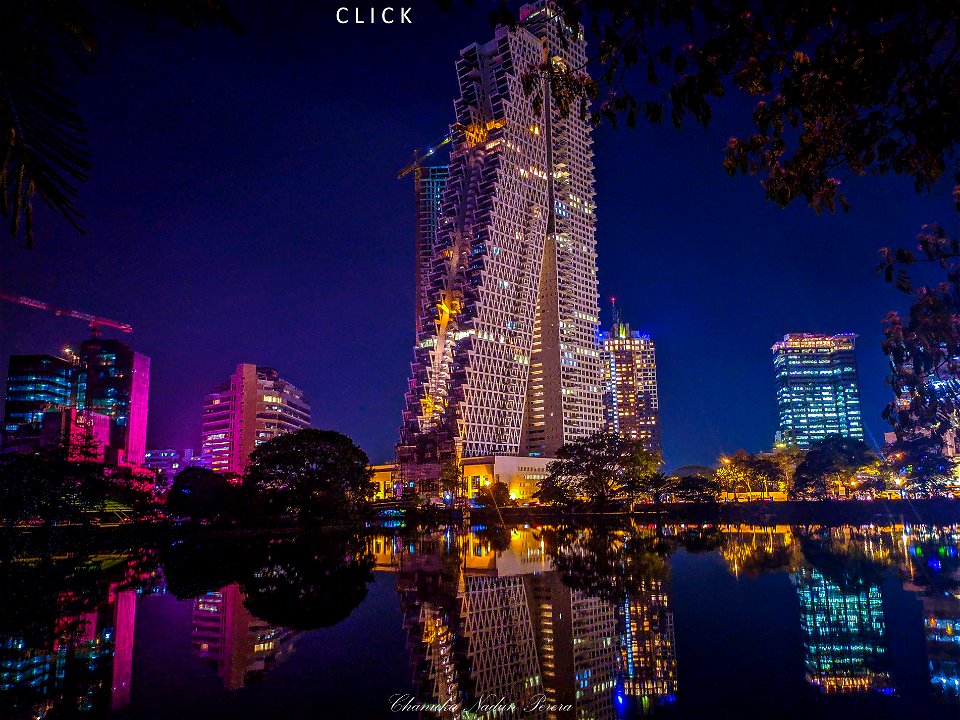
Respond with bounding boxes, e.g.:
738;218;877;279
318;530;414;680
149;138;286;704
1;2;956;468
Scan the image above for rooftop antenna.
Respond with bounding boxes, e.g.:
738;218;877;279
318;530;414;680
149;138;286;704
610;296;620;326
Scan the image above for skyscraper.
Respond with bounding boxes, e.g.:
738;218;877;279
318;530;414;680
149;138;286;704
399;0;603;471
601;320;661;455
201;363;311;475
772;333;864;448
75;337;150;465
414;165;448;338
1;354;75;449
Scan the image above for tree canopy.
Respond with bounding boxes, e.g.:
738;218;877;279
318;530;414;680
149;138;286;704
537;432;662;510
243;428;373;523
792;435;879;499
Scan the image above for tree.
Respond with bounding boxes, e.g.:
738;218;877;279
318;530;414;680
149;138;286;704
537;432;661;511
243;429;373;524
438;459;464;504
635;471;677;509
0;447;110;526
716;450;786;500
672;474;722;503
166;466;230;519
792;435;879;499
1;0;238;247
888;434;953;497
474;480;510;509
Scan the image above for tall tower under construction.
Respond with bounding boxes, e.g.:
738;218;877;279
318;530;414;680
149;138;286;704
399;1;603;476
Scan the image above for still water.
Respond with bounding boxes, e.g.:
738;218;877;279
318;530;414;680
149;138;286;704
1;522;958;719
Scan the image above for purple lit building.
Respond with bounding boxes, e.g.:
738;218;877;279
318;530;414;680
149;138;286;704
76;338;150;466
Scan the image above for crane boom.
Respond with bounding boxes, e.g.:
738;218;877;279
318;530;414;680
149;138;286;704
397;134;452;180
0;291;133;335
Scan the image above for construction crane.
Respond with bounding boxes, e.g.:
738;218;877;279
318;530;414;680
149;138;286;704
396;134;452;181
0;291;133;337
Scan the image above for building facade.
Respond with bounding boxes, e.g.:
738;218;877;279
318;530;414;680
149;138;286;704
201;364;311;475
414;165;449;338
399;0;603;473
601;321;661;455
2;354;75;449
772;333;863;448
76;338;151;465
144;447;208;482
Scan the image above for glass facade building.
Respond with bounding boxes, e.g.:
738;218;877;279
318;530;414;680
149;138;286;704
76;338;151;465
772;333;863;448
2;354;75;446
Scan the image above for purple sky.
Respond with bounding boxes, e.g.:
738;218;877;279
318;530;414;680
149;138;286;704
1;2;955;468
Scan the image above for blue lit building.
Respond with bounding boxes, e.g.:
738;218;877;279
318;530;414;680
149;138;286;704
1;354;75;450
772;333;864;448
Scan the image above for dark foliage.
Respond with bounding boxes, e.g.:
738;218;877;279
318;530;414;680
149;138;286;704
165;466;231;519
792;435;878;499
243;429;374;524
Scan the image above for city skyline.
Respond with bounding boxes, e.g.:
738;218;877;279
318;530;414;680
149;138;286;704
1;2;954;469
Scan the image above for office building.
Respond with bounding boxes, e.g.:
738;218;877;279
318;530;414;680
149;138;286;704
399;0;604;475
75;337;150;465
201;364;311;475
601;320;661;455
772;333;863;448
2;354;75;449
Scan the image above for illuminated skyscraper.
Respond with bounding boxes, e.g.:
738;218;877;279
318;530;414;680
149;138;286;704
414;166;449;338
75;338;150;465
399;0;603;472
772;333;863;448
601;321;661;455
793;567;892;694
201;363;311;475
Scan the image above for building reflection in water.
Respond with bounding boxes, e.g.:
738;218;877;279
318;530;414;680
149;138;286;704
0;583;138;718
792;567;892;694
191;583;297;690
374;527;674;718
620;576;676;714
900;524;960;704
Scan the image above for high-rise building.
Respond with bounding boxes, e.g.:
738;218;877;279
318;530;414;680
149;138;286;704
1;354;75;448
399;0;603;472
601;321;661;455
414;166;448;338
772;333;864;448
201;364;311;475
76;337;150;465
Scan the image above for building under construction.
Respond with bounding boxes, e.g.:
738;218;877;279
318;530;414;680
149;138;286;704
396;1;604;491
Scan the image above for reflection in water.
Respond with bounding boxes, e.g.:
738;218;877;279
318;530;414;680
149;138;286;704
1;522;959;718
190;584;296;690
793;567;891;694
901;525;960;704
380;527;677;718
0;544;155;719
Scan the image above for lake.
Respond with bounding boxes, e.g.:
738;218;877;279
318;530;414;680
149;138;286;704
1;521;958;719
